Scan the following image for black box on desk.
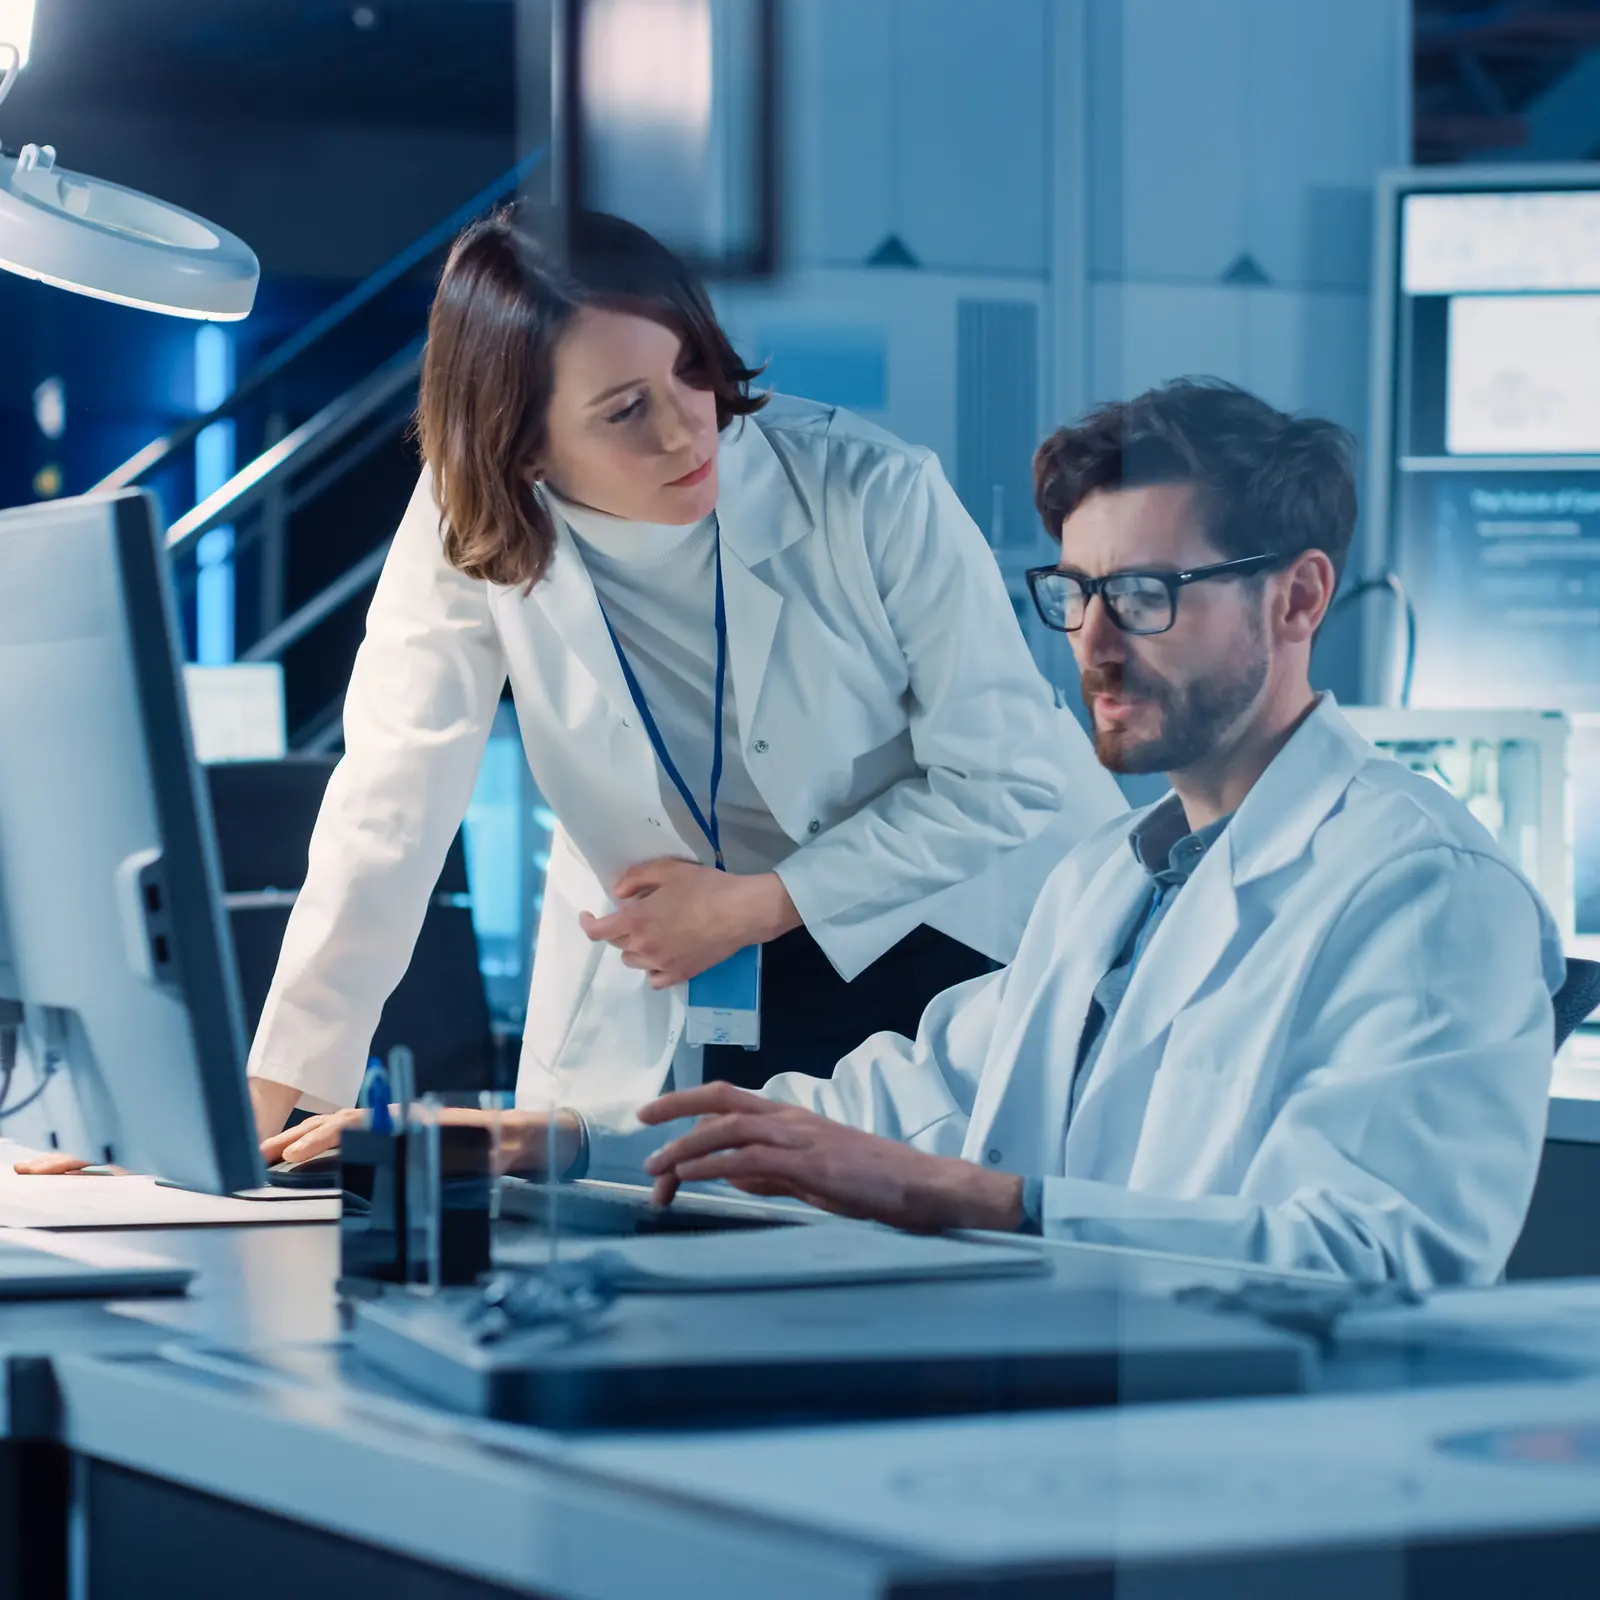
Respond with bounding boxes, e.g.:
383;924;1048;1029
339;1126;491;1288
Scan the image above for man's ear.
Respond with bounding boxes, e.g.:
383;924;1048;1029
1278;550;1336;644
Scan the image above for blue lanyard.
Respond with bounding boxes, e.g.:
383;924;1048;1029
596;522;728;871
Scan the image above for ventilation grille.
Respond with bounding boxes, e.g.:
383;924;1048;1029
956;300;1040;552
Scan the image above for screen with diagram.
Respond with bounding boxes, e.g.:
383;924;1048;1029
1390;188;1600;713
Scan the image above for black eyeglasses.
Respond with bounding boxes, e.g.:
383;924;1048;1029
1025;553;1290;637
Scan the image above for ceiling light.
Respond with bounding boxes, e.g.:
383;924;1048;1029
0;0;35;69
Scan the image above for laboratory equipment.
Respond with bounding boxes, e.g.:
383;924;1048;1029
0;491;262;1193
1343;707;1573;941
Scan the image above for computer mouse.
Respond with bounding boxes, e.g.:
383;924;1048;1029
266;1151;343;1188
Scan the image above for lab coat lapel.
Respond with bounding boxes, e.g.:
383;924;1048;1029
967;834;1152;1169
714;414;814;728
524;517;639;721
1087;835;1242;1073
1072;696;1368;1105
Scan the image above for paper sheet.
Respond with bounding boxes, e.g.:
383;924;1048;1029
0;1142;340;1229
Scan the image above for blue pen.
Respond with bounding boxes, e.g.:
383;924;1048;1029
359;1056;394;1134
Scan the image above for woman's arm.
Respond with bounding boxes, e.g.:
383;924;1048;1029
247;471;508;1132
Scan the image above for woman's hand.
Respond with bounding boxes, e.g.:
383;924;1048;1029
249;1076;303;1141
260;1106;583;1176
578;861;800;987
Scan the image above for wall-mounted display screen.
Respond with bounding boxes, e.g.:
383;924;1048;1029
1383;182;1600;714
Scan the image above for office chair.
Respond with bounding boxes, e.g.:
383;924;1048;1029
1554;957;1600;1052
1503;957;1600;1280
205;758;497;1095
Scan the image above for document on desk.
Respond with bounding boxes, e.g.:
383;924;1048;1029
577;1223;1048;1292
0;1143;340;1228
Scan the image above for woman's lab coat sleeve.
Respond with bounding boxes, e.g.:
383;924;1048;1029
246;472;507;1110
775;450;1078;974
1037;849;1561;1287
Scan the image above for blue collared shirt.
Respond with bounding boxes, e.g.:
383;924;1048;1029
1017;799;1232;1234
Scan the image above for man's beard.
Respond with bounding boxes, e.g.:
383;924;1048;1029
1080;625;1268;776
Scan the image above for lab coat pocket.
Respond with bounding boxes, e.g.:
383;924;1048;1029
1136;1023;1257;1192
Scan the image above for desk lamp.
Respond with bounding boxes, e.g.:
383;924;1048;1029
0;6;258;320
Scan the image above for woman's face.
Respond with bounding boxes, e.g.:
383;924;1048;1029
538;306;721;525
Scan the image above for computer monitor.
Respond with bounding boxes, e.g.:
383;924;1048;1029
0;489;262;1193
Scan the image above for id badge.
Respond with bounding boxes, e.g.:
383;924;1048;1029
686;943;762;1050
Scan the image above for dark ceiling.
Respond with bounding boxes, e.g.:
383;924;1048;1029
11;0;516;136
11;1;1600;168
1415;0;1600;162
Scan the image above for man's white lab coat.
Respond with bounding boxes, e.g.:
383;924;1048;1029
597;699;1563;1287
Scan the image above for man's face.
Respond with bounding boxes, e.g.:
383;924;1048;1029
1058;484;1270;775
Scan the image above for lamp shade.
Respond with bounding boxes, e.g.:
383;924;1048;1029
0;144;258;320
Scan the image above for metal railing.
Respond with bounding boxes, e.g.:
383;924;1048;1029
164;340;423;562
94;146;546;496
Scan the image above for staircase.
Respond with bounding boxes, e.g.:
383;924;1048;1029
97;148;545;752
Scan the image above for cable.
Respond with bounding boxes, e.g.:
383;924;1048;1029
0;1002;58;1126
1327;571;1417;707
0;1063;56;1124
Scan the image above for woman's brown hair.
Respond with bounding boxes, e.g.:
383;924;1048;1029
416;207;767;588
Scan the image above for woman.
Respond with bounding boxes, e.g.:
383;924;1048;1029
254;209;1122;1173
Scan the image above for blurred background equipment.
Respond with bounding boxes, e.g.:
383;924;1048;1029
561;0;778;277
1341;707;1574;939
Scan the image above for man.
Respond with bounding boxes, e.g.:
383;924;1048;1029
624;378;1564;1288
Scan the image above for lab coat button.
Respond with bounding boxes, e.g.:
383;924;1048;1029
986;1148;1002;1165
807;819;821;834
752;739;769;754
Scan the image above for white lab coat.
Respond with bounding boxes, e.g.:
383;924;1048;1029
595;699;1563;1287
248;395;1124;1115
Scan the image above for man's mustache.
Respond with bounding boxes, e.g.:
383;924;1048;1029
1080;661;1165;702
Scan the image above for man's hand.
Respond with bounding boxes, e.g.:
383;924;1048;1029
639;1083;1024;1232
579;861;801;988
260;1106;582;1176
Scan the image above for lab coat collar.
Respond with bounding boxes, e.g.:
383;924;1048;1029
1227;694;1368;888
714;409;819;567
522;411;814;783
708;411;814;732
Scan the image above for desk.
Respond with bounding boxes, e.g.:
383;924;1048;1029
7;1205;1600;1599
0;1223;338;1600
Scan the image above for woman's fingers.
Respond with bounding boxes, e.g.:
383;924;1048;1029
13;1153;94;1175
579;910;628;943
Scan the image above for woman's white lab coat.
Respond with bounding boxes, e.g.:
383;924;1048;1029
248;395;1125;1116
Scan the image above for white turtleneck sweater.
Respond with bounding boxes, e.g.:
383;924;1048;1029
544;485;795;877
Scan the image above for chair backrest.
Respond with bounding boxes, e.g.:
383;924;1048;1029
1555;957;1600;1052
205;760;493;1093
